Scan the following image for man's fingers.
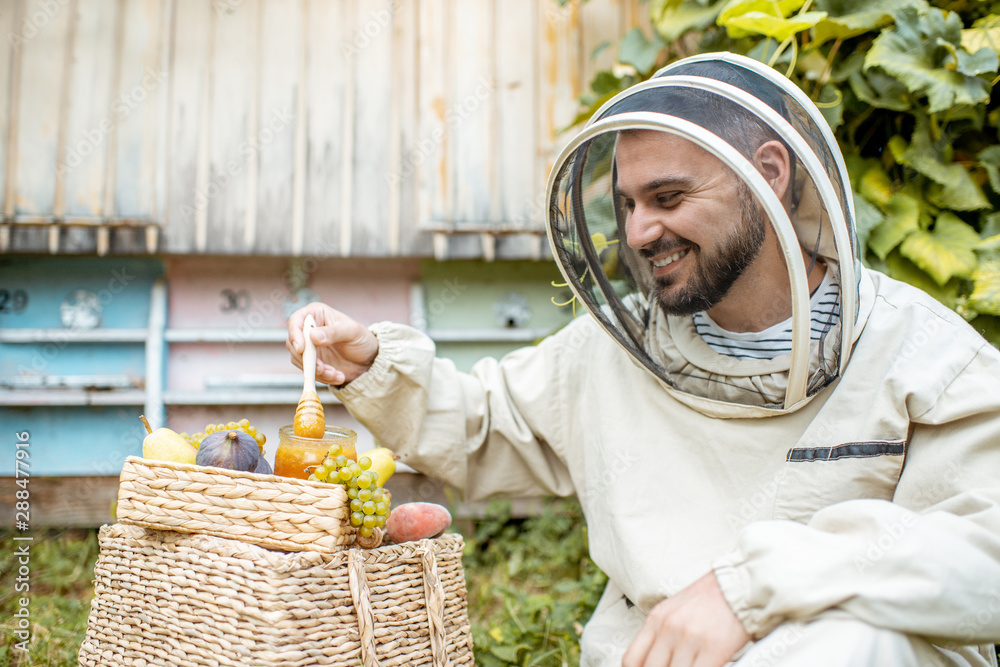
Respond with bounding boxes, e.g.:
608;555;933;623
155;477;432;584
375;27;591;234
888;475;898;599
311;323;345;347
287;302;334;353
622;624;656;667
285;338;304;369
316;363;345;386
287;307;313;353
665;640;697;667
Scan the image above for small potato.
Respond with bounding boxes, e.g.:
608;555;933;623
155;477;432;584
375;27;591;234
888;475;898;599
385;502;452;543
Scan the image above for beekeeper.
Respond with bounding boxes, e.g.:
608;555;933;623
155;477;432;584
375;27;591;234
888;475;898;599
287;53;1000;666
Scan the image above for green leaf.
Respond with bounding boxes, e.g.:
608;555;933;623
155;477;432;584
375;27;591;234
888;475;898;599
719;0;806;20
953;44;999;78
899;212;980;285
868;192;920;260
652;0;726;41
892;121;989;211
488;644;523;662
591;40;613;60
618;28;666;75
978;234;1000;253
864;7;994;113
722;10;826;41
812;0;928;46
969;259;1000;316
717;0;812;39
982;212;1000;239
853;192;884;256
591;70;625;97
978;145;1000;196
848;69;912;111
886;251;961;308
962;15;1000;55
859;165;894;207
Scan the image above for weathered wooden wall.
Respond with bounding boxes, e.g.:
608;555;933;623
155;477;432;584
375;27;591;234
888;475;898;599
0;0;651;259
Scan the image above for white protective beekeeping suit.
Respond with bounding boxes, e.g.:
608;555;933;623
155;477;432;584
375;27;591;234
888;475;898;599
334;53;1000;666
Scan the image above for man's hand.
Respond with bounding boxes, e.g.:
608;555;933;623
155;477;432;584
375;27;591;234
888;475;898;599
622;571;751;667
286;303;379;386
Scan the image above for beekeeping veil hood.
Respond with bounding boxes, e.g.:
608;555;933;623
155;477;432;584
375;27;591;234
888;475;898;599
545;52;864;416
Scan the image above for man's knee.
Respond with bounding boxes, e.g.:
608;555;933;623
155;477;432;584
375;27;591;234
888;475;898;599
735;617;969;667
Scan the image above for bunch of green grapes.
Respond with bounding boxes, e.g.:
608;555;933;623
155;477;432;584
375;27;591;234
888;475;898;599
180;419;266;453
309;442;391;538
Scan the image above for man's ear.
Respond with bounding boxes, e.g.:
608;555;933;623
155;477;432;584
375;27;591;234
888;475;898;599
754;140;791;203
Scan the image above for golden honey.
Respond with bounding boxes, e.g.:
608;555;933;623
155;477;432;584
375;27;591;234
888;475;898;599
274;425;357;479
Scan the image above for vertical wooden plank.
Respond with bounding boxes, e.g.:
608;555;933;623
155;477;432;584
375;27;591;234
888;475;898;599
163;0;211;253
536;0;579;199
302;0;349;255
193;32;211;252
12;0;72;217
60;0;117;219
50;0;76;227
152;0;173;230
416;0;447;229
290;0;307;255
449;0;493;224
623;0;654;37
0;0;17;218
114;0;170;219
338;0;354;256
252;0;299;255
579;0;620;89
242;0;260;250
350;0;394;256
494;0;538;259
205;0;255;251
439;0;485;258
386;0;404;256
392;0;429;256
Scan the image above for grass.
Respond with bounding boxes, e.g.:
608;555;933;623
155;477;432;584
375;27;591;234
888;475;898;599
0;500;603;666
0;529;99;666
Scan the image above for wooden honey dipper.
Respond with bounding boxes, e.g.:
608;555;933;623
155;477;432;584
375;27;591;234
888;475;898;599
293;314;326;438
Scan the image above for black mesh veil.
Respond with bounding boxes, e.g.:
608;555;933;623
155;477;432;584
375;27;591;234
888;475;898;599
545;53;859;412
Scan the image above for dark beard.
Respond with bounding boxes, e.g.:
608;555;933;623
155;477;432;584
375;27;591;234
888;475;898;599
647;181;767;316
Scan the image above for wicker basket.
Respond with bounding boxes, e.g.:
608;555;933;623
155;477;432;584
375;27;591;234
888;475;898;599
116;456;355;553
78;523;475;667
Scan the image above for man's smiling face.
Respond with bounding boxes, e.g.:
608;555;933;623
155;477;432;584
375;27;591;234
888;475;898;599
613;129;767;316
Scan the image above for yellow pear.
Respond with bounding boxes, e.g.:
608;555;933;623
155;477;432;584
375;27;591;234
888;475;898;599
361;446;397;486
140;416;198;465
